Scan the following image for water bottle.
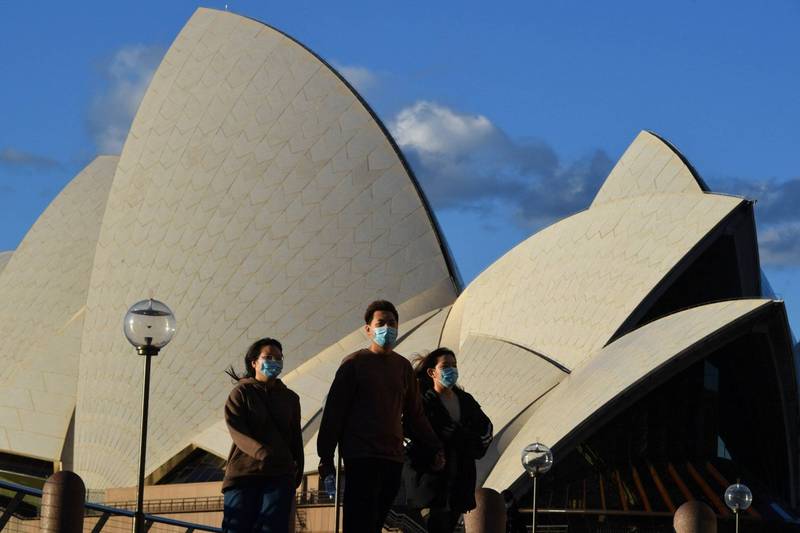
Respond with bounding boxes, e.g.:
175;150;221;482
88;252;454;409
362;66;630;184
324;474;336;498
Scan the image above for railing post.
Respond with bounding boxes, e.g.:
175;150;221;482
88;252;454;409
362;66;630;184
91;513;111;533
0;492;25;530
40;470;86;533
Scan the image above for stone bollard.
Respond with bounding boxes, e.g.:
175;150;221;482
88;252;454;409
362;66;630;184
40;471;86;533
674;500;717;533
464;488;506;533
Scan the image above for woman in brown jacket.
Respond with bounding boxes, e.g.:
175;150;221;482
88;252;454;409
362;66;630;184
222;338;303;533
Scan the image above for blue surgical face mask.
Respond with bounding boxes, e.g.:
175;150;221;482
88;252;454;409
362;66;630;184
438;367;458;388
372;326;398;347
261;359;283;378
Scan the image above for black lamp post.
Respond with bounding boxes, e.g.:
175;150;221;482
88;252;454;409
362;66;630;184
123;299;176;533
521;442;553;533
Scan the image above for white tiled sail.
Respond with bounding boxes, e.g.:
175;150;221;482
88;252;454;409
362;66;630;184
483;299;772;491
73;8;458;487
0;156;118;460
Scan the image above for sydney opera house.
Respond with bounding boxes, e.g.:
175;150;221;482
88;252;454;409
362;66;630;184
2;7;799;532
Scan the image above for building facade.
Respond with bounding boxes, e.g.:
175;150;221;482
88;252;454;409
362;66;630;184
0;7;797;531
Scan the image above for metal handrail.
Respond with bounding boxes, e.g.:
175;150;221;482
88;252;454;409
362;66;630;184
0;480;40;498
99;495;224;515
0;479;222;532
102;487;338;513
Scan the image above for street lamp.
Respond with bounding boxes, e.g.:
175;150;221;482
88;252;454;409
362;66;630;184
123;299;176;533
725;483;752;533
521;443;553;533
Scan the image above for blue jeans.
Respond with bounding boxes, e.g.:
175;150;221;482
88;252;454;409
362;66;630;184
222;477;294;533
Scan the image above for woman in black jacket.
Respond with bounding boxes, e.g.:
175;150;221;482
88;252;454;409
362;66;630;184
402;347;493;533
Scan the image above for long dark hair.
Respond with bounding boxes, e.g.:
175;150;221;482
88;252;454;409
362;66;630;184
413;347;456;392
225;337;283;382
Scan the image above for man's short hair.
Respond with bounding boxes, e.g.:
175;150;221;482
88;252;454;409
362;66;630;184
364;300;399;324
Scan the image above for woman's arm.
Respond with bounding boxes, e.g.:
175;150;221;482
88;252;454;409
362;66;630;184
224;386;270;460
458;392;494;459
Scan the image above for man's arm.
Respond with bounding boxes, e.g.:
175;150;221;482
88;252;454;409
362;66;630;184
291;396;304;488
224;387;269;460
317;359;356;469
402;362;443;458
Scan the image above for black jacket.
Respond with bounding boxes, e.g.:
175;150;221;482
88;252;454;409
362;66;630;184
399;387;493;512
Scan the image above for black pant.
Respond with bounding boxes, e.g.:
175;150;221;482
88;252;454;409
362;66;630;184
343;457;403;533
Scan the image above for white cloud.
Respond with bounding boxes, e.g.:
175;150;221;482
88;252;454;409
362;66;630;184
88;44;165;154
389;101;611;223
759;223;800;267
332;62;378;94
714;176;800;267
391;101;495;154
0;148;59;173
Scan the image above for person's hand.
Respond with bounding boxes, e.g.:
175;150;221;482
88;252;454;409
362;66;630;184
318;460;335;480
431;450;445;472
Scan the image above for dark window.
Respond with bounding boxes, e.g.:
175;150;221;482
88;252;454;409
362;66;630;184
156;449;225;484
636;235;744;329
518;330;795;529
0;451;53;479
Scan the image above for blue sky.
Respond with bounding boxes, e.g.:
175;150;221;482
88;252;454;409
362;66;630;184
0;1;798;333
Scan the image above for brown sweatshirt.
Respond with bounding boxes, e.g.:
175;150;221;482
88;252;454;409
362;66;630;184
317;349;442;464
222;378;304;492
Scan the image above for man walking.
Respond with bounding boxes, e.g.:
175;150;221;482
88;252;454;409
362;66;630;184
318;300;444;532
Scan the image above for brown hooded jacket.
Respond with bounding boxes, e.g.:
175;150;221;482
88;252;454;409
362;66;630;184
222;377;303;491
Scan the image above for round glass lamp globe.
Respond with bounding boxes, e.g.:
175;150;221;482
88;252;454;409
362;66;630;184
725;483;753;512
123;299;176;351
521;443;553;477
